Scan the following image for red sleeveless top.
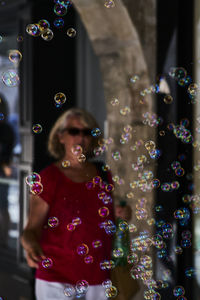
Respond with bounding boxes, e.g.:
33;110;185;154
35;164;115;284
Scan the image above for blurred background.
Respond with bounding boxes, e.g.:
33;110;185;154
0;0;199;299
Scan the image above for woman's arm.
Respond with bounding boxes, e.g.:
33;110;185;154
20;194;49;268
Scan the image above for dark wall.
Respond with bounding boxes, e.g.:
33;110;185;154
30;0;76;172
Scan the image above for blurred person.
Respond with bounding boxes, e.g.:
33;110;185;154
0;94;15;247
21;108;132;300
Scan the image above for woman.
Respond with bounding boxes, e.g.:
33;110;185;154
21;108;131;300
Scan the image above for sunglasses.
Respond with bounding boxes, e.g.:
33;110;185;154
61;127;92;136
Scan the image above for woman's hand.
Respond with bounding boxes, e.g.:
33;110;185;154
25;243;46;269
115;204;132;221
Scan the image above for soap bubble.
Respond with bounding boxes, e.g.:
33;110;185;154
98;207;109;217
26;172;41;186
67;223;76;231
84;255;94;264
41;28;54;41
54;3;68;16
77;154;86;163
110;98;119;106
32;124;43;134
105;286;118;298
130;75;139;83
104;0;115;8
75;280;89;294
71;145;82;156
112;248;124;258
48;216;59;228
91;128;101;137
38;19;50;32
63;284;76;297
53;17;64;28
102;279;112;288
30;182;43;195
42;258;53;268
77;244;89;256
26;24;41;36
92;240;102;248
112;151;121;161
0;113;4;121
8;50;22;63
54;92;66;105
173;286;185;297
67;27;76;37
2;69;20;87
100;260;115;270
62;160;70;168
163;94;173;104
185;267;196;278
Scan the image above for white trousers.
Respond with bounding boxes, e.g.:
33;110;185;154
35;279;108;300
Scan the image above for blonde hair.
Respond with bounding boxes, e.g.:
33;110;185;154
48;108;101;160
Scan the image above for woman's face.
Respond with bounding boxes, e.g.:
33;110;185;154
58;116;93;159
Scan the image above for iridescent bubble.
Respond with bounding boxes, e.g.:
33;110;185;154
63;284;76;297
120;106;131;116
118;220;128;232
92;240;102;248
100;260;115;270
175;167;185;177
30;182;43;195
38;19;50;32
174;246;183;254
163;94;173;104
48;216;59;228
171;181;180;190
42;258;53;268
185;267;196;278
17;35;23;42
54;92;66;105
112;248;124;258
130;265;145;279
71;145;82;156
102;279;112;288
53;17;64;28
85;181;95;190
32;124;43;134
102;164;110;171
0;113;4;121
104;220;116;235
62;160;70;168
41;29;54;41
181;239;191;248
26;172;41;186
66;27;76;37
110;98;119;106
98;207;109;217
130;75;139;83
180;118;190;127
149;149;161;159
128;224;137;232
0;36;2;43
159;130;165;136
104;0;115;8
91;128;101;137
145;140;156;151
67;223;76;231
8;50;22;63
171;161;181;170
84;255;93;264
75;280;89;294
2;69;20;87
77;154;86;163
54;3;68;16
136;208;148;220
127;253;138;264
161;183;171;192
151;179;160;188
173;286;185;297
181;230;192;239
188;83;198;96
105;184;114;192
72;217;81;226
105;286;118;298
26;24;41;36
112;151;121;161
155;205;163;212
77;243;89;256
140;255;152;268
